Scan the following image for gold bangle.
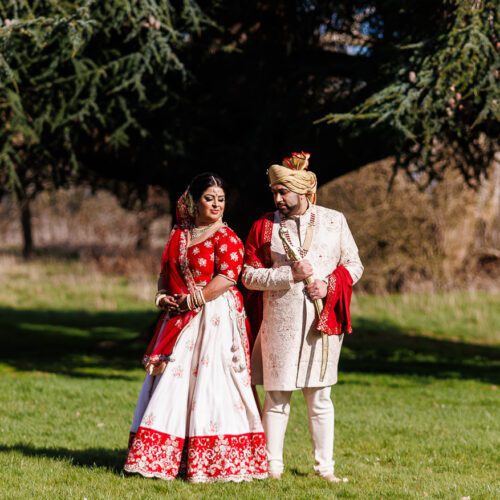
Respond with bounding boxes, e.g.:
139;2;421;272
155;293;167;308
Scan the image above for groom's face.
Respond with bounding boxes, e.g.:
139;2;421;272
271;184;301;216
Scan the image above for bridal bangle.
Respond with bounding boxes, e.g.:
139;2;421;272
165;289;207;312
186;289;206;311
195;289;207;307
155;289;168;308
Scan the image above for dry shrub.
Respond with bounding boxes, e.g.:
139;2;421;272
2;163;497;292
92;250;161;277
0;185;172;279
0;186;171;250
318;157;499;293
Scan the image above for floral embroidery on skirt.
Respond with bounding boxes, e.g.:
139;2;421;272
124;291;267;482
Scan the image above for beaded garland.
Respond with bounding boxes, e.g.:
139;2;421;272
279;209;316;259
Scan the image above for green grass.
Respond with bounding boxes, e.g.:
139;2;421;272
0;256;499;499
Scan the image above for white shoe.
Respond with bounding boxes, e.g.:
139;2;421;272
269;472;282;480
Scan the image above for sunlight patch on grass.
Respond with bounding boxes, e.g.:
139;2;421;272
353;291;500;344
0;255;155;311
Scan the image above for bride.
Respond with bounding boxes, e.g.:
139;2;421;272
124;173;267;483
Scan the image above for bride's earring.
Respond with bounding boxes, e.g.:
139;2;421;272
189;201;198;220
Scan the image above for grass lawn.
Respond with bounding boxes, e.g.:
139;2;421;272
0;256;499;499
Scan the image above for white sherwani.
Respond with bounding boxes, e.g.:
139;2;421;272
242;204;363;391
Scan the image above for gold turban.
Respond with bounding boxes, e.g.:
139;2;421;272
268;151;317;204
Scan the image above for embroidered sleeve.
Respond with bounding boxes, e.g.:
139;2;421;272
339;214;364;285
214;228;244;284
241;264;294;291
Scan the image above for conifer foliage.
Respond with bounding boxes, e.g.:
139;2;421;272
0;0;207;196
319;0;499;186
1;1;498;254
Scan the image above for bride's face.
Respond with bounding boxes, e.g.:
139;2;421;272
196;186;225;225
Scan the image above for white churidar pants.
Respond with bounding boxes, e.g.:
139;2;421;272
262;387;334;476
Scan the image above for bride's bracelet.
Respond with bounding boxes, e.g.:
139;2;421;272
194;289;206;308
184;289;206;311
155;289;168;308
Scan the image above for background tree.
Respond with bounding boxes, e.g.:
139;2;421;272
0;0;208;257
1;1;497;248
149;0;498;231
319;0;499;188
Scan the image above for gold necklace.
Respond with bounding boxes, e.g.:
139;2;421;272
190;220;220;240
279;208;316;259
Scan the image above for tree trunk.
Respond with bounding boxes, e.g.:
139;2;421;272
20;198;34;259
136;213;151;251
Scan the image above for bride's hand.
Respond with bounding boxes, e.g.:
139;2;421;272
146;361;166;376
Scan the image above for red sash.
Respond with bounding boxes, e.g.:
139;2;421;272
243;213;274;344
317;265;353;335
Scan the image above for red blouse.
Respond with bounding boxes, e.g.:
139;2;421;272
186;226;244;285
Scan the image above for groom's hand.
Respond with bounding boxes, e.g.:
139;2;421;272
160;295;180;313
291;260;313;282
305;280;328;301
174;293;190;312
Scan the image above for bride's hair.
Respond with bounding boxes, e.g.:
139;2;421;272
188;172;227;202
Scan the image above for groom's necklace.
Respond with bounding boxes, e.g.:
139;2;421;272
279;209;316;259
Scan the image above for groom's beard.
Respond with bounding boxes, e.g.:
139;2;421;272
277;200;301;217
276;195;300;217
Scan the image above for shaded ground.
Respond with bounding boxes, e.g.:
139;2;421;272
0;443;126;474
343;317;500;385
0;307;498;384
0;308;151;379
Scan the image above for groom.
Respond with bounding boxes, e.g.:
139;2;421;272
242;151;363;481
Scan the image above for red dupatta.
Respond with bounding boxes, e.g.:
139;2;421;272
317;265;353;335
143;188;202;366
143;227;200;367
243;213;274;342
243;213;354;340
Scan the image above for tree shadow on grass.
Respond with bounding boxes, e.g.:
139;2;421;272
341;317;500;384
0;307;155;379
0;443;126;473
0;306;498;383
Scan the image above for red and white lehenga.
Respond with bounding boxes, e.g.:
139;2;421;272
124;223;267;483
